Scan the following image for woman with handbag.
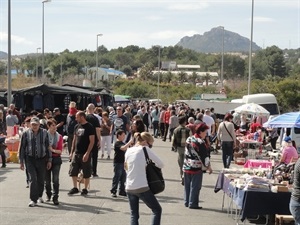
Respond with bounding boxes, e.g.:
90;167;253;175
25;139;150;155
217;113;237;168
184;123;212;209
125;132;164;225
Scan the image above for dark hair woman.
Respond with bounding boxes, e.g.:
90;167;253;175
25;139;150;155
183;123;212;209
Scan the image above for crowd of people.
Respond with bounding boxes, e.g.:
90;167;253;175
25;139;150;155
0;100;299;224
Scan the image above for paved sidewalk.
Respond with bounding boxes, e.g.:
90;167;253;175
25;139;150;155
0;137;256;225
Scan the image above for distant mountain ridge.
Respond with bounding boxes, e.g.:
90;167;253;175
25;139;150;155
0;51;8;59
176;27;261;53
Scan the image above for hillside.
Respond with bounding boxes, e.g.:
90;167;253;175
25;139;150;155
0;51;8;59
176;27;261;53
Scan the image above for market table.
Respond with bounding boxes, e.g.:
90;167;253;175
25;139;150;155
214;171;292;224
239;139;263;159
243;159;272;169
236;188;291;222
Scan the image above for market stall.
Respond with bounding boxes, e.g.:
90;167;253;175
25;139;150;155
214;168;292;224
233;103;270;165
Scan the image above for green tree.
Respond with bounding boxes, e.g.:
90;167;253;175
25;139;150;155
177;71;187;83
138;62;154;82
162;71;173;83
204;73;211;86
189;71;198;85
265;45;286;77
0;61;6;75
121;65;133;76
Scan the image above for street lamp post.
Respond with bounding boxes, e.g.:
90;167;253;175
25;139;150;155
36;47;41;79
95;33;103;87
157;46;161;101
7;0;12;106
60;54;63;86
42;0;51;83
248;0;254;95
220;26;224;88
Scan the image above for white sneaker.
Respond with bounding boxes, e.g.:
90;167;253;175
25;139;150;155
37;197;44;203
28;201;37;207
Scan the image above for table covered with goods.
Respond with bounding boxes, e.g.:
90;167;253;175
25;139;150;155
214;168;293;224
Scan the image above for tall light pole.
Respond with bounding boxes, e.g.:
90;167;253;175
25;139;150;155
7;0;12;106
220;26;224;88
60;53;63;86
157;46;161;100
248;0;254;95
95;33;103;87
42;0;51;83
36;47;41;79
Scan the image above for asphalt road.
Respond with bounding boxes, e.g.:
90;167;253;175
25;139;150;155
0;136;270;225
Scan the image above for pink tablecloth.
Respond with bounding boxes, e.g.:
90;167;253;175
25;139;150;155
243;159;272;169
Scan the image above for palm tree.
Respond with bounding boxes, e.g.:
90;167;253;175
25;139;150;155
204;72;211;87
178;71;187;83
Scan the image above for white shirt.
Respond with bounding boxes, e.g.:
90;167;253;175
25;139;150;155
125;145;164;191
203;115;215;136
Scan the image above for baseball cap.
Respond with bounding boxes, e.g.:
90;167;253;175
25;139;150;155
53;108;60;112
30;117;40;125
284;136;292;143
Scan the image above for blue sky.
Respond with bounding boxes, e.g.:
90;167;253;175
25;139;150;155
0;0;299;55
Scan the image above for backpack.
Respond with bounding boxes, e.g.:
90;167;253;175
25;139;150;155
67;115;77;135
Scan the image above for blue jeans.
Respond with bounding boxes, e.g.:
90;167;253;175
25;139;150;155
111;163;126;194
290;198;300;225
152;121;159;137
184;172;203;208
127;190;162;225
221;141;234;168
45;158;61;200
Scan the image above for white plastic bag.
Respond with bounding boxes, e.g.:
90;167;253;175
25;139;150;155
4;149;10;159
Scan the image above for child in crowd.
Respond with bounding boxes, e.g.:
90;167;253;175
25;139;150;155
110;129;133;197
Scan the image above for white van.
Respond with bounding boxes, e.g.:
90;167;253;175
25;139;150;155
280;127;300;153
232;93;280;116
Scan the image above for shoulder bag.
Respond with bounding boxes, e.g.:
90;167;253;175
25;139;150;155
143;147;165;194
223;122;239;151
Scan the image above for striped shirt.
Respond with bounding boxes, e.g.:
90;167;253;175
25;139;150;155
19;128;51;164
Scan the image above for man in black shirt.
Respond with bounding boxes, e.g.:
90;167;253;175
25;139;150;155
86;103;101;176
53;108;65;136
68;111;95;196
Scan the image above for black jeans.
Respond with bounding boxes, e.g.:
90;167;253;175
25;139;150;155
45;157;61;200
152;121;159;137
67;133;74;154
163;124;169;141
91;147;99;175
0;150;5;166
221;141;234;168
159;123;165;138
270;136;278;150
26;156;47;202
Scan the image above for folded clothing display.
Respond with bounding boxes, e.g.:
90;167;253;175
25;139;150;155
244;176;270;192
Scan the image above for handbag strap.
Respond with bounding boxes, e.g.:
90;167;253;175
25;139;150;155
143;147;151;164
223;122;234;141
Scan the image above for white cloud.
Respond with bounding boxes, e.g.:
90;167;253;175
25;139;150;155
149;30;199;40
252;16;275;22
145;15;164;21
167;2;209;11
0;32;34;45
